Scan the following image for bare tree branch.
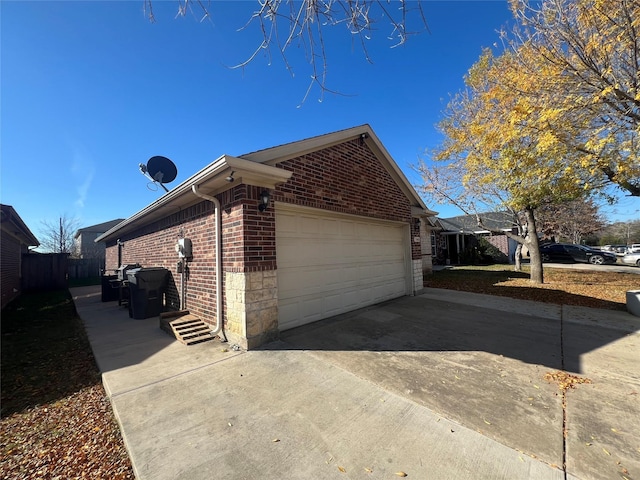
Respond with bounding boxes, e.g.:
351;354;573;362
145;0;428;102
39;215;81;255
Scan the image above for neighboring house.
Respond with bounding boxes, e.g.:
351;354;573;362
74;219;124;259
97;125;437;349
419;215;440;275
1;204;39;309
434;212;519;265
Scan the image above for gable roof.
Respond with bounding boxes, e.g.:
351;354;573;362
97;125;436;243
240;124;436;217
0;204;39;246
74;219;125;239
438;212;516;235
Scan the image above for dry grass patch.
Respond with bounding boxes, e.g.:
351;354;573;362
1;290;134;479
425;265;637;310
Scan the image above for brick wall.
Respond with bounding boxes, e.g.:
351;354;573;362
104;184;278;326
1;231;21;309
105;245;118;271
487;234;509;257
220;185;276;272
274;139;412;224
410;219;421;261
106;200;218;321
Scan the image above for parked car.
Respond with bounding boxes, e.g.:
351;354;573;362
539;243;618;265
629;244;640;253
601;245;629;255
620;251;640;267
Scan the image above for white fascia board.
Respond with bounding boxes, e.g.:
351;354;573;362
412;205;438;217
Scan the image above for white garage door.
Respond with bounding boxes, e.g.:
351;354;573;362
276;205;409;331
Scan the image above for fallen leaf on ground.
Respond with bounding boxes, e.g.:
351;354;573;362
544;371;592;392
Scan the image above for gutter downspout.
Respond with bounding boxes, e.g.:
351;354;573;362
191;185;227;342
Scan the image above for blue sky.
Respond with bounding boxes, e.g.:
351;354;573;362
2;1;638;244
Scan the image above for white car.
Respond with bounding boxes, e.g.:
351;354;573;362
621;251;640;267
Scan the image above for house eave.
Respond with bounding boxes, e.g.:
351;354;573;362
0;204;39;246
439;227;513;236
96;155;292;244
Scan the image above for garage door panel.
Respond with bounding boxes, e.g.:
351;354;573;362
278;300;296;317
301;216;320;234
340;221;355;237
277;207;408;330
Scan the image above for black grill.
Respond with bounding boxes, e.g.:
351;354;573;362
117;264;140;281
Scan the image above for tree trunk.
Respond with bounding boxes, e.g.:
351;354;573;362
514;243;522;271
523;207;544;284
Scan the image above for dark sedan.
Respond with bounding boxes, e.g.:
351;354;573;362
539;243;618;265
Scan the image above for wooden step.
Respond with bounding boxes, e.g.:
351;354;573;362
160;311;213;345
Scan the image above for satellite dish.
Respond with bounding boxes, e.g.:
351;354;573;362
141;156;178;192
147;156;177;184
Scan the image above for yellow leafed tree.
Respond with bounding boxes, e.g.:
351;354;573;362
507;0;640;196
417;0;639;284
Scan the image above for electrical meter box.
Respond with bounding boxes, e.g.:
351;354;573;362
176;238;192;259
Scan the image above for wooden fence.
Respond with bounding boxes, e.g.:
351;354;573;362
67;258;104;279
21;253;68;292
21;255;105;292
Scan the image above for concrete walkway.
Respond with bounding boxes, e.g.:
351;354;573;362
71;286;640;480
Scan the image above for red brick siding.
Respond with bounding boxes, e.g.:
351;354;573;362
487;234;509;257
105;201;219;322
411;220;421;260
105;246;118;271
219;185;276;272
274;140;412;223
104;185;277;325
1;231;22;309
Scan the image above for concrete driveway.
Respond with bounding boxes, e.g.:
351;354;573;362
72;286;640;480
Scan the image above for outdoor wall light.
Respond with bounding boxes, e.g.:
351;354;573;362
258;190;270;212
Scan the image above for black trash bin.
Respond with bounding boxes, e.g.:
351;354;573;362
127;267;169;319
101;274;119;302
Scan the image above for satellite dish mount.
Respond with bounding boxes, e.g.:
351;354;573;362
139;156;178;192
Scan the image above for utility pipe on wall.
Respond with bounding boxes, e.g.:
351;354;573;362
191;185;227;342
